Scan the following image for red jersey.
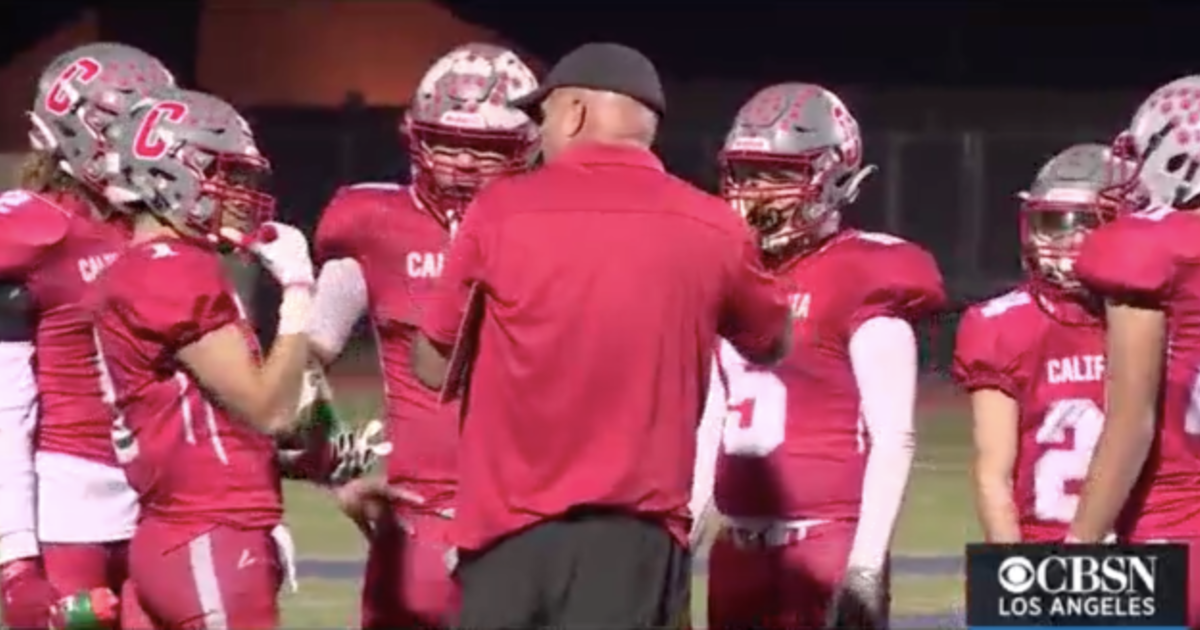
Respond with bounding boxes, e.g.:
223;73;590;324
422;144;790;551
1076;207;1200;540
315;183;458;513
952;286;1105;542
714;230;945;520
90;237;282;544
0;190;123;465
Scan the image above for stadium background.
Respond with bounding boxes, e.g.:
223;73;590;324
0;3;1190;625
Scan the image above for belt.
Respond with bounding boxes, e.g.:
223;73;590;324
720;518;828;549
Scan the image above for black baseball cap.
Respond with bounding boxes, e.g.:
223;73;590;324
510;43;666;117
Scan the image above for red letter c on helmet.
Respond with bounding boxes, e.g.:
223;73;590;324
132;102;189;160
44;57;103;116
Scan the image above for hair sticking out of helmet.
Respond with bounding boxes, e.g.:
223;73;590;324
104;87;275;249
1020;143;1127;295
29;42;175;197
718;83;874;262
1105;76;1200;211
403;43;540;230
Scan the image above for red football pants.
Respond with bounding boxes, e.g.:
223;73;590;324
707;520;890;629
127;521;282;629
360;510;459;629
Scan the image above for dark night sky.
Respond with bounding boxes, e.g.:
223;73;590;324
1;1;1197;89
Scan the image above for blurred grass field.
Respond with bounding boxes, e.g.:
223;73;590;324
279;352;976;626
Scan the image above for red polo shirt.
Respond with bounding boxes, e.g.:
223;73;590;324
421;142;788;551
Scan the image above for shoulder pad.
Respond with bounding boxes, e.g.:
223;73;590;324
0;190;71;248
976;289;1033;319
0;282;34;342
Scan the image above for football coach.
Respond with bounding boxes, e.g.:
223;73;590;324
413;42;793;629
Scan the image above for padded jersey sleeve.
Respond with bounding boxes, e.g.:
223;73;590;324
952;295;1029;398
0;190;70;278
846;236;947;334
1076;213;1175;301
108;242;241;350
314;185;388;264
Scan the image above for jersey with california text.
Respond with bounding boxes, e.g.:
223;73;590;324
90;237;282;548
952;286;1105;542
1076;206;1200;540
315;183;458;514
714;230;945;520
0;189;124;465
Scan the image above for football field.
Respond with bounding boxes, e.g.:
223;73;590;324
280;360;977;628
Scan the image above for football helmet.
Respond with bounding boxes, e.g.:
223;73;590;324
1020;143;1126;292
104;87;274;247
719;83;875;255
403;43;539;229
29;42;175;193
1106;75;1200;209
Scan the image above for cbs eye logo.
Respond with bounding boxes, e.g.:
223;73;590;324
997;557;1037;595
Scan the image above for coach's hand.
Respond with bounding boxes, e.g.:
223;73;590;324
334;477;427;538
824;566;886;630
1;558;59;629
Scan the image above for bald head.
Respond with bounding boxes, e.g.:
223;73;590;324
538;87;659;159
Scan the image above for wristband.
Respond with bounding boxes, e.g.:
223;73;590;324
277;288;314;336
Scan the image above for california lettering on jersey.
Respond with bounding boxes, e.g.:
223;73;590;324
406;251;444;279
1045;355;1104;385
77;252;118;284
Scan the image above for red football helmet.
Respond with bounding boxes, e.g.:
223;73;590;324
402;43;540;230
719;83;875;258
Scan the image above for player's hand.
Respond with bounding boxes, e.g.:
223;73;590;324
0;558;59;630
334;477;427;538
235;222;315;288
327;420;394;485
823;566;887;630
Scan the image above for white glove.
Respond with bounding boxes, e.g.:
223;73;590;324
327;420;394;486
237;222;315;288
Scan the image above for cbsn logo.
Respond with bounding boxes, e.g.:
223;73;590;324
996;554;1157;618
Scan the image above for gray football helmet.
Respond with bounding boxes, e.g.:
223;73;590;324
720;83;876;255
1108;75;1200;209
105;87;274;246
29;42;175;192
403;43;539;229
1019;143;1127;291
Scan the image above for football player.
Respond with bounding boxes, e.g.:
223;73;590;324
0;42;174;630
703;83;946;630
953;144;1123;544
304;43;539;629
1071;75;1200;624
90;87;316;629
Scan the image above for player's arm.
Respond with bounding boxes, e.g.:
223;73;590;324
689;353;727;548
969;389;1021;542
0;283;39;565
308;258;368;366
177;286;313;434
1068;297;1163;542
719;230;792;366
846;316;918;572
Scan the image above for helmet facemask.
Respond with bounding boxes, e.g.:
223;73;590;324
406;119;537;230
1020;194;1112;293
720;149;871;261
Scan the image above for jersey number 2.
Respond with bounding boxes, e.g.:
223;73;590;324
1033;398;1103;523
721;362;787;457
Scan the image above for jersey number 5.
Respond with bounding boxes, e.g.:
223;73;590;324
1033;398;1103;523
721;360;788;457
